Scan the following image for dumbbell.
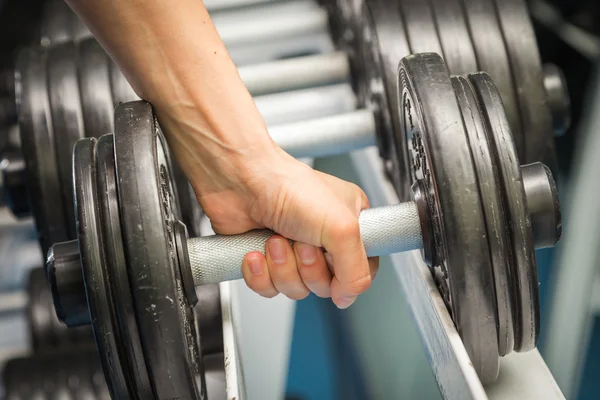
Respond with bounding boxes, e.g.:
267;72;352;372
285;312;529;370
45;54;561;398
0;266;223;358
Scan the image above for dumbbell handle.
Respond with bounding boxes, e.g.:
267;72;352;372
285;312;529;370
188;202;423;285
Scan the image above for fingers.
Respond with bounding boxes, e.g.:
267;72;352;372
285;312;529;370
242;252;278;298
294;242;332;298
265;236;310;300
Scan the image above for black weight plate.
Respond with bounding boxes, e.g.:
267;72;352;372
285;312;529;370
108;61;139;106
47;42;85;239
399;53;499;382
469;72;539;353
95;134;153;397
73;137;131;398
461;0;525;165
358;0;412;200
194;284;224;355
429;0;478;74
28;267;93;351
399;0;443;57
16;47;69;255
77;38;114;139
452;76;514;357
114;101;204;399
492;0;557;176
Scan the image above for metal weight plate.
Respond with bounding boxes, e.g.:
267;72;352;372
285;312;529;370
15;47;69;255
469;72;539;352
77;38;114;139
357;0;412;200
114;101;205;399
452;76;514;357
73;137;132;398
398;53;499;382
95;134;154;397
399;0;443;57
492;0;557;175
461;0;525;165
47;42;85;239
429;0;478;74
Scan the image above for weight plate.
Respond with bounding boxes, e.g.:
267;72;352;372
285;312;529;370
47;42;85;239
95;134;153;397
399;0;443;57
73;137;131;398
429;0;478;74
358;0;411;200
452;76;514;357
461;0;525;165
16;47;69;255
469;72;539;352
114;101;204;399
109;61;139;106
28;267;92;351
399;53;499;382
492;0;557;175
77;38;114;139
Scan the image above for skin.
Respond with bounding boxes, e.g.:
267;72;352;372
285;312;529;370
65;0;378;308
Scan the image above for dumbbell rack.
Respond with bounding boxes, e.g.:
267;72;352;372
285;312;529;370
0;1;571;399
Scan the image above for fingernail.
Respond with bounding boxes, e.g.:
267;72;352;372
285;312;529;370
336;296;356;309
248;254;263;276
268;238;287;264
296;243;317;265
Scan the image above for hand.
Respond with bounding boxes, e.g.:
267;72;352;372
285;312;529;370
160;106;378;308
215;150;378;308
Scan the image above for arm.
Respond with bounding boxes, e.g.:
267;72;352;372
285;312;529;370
65;0;377;308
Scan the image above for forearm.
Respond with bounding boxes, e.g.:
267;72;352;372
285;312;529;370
65;0;277;190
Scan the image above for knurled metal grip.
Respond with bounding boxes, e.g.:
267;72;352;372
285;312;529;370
188;202;423;285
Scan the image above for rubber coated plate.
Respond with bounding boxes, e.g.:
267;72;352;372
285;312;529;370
452;76;514;357
95;134;153;397
16;47;68;255
114;101;204;399
469;73;539;352
429;0;478;74
77;38;114;139
399;0;443;57
399;53;499;382
27;267;92;350
47;42;85;239
493;0;557;175
73;137;131;398
461;0;524;165
358;0;411;200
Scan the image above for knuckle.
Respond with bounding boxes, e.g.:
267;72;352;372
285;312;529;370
345;274;372;296
331;218;360;241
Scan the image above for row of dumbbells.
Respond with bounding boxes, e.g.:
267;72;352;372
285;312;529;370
0;0;567;398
